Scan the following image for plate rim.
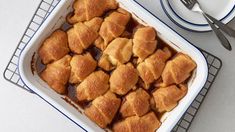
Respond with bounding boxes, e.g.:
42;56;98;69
161;0;235;32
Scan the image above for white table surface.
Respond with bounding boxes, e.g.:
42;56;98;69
0;0;235;132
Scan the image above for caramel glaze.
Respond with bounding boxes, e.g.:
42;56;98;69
31;52;36;75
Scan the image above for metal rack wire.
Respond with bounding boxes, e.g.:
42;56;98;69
3;0;222;131
4;0;60;93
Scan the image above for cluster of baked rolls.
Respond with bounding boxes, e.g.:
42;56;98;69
38;0;197;131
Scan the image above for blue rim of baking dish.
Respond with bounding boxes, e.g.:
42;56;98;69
160;0;235;32
17;0;209;132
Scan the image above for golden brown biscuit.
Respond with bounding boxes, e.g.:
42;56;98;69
69;53;97;84
39;30;69;64
67;17;103;54
84;17;104;32
133;27;157;62
98;38;133;71
97;8;131;50
120;88;150;117
162;53;197;86
137;47;171;89
85;91;121;128
67;0;117;24
110;63;138;95
152;84;187;112
41;55;71;94
113;112;161;132
76;70;109;101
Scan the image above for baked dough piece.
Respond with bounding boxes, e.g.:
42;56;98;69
120;88;150;117
39;30;69;64
85;91;121;128
113;112;161;132
98;38;132;71
76;70;109;101
110;63;138;95
137;47;171;89
69;53;97;84
67;0;117;24
41;55;71;94
133;27;157;62
97;8;131;50
162;53;197;86
67;17;103;54
84;17;104;32
152;84;187;112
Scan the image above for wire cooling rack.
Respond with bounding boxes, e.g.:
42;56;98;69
3;0;222;131
3;0;60;93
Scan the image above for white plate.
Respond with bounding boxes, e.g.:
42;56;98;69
18;0;208;131
161;0;235;32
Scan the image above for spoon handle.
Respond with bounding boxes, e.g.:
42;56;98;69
205;13;235;38
203;13;232;51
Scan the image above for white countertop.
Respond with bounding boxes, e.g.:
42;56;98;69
0;0;235;132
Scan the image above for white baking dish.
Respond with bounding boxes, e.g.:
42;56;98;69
18;0;208;131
